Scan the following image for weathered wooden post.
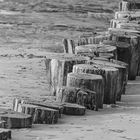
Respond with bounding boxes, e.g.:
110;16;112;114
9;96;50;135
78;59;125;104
87;60;127;101
75;44;117;60
67;73;104;109
56;86;98;111
0;129;11;140
104;33;140;80
63;103;86;115
78;34;110;45
110;19;130;28
108;28;140;36
119;0;140;11
116;22;140;31
115;11;140;20
19;104;59;124
45;53;89;95
110;59;128;96
73;63;119;104
0;108;32;128
13;98;64;118
62;38;75;54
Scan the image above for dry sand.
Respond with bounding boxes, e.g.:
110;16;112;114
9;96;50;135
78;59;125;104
0;0;139;140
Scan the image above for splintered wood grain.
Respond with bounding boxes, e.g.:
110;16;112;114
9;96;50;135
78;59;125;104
67;72;104;108
73;63;119;104
13;98;64;118
0;108;32;129
63;103;86;115
21;104;59;124
0;129;11;140
45;53;89;95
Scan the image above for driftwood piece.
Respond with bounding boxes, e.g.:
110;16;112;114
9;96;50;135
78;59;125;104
57;86;98;110
88;60;127;101
45;53;89;95
67;72;104;108
0;129;11;140
73;64;119;104
106;34;140;80
13;98;64;118
63;103;86;115
0;109;32;129
62;38;75;54
75;44;117;59
20;104;59;124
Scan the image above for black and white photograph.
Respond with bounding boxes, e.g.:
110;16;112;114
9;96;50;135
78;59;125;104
0;0;140;139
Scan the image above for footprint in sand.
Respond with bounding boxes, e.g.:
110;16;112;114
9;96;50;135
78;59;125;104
109;129;125;133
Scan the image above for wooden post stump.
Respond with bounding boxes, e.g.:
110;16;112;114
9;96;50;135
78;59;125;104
62;38;75;54
110;59;128;96
0;129;11;140
75;44;117;60
88;60;127;101
73;64;119;104
67;72;104;108
78;35;110;45
108;28;140;36
45;53;89;95
56;86;79;103
116;22;140;31
56;86;97;110
110;19;129;28
0;121;6;129
20;104;59;124
56;86;87;106
63;103;86;115
82;89;98;111
115;11;140;20
103;34;140;80
119;0;140;11
13;98;64;118
0;109;32;129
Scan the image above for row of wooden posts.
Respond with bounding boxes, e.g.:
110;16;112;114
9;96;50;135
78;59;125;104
1;0;140;139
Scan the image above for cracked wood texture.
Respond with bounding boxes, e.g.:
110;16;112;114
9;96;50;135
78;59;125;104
77;34;110;45
63;103;86;115
73;63;119;104
75;44;117;60
45;53;89;95
119;0;140;11
110;59;128;97
56;86;98;110
62;38;75;54
20;104;59;124
115;11;140;20
0;129;11;140
103;34;140;80
56;86;88;106
116;22;140;31
67;72;104;108
13;98;64;118
88;60;127;101
0;109;32;129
